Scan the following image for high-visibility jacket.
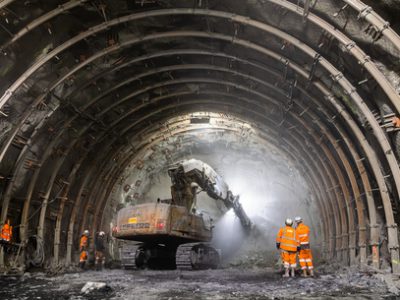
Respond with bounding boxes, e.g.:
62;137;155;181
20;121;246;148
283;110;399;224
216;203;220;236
276;226;299;252
80;235;88;250
1;223;12;242
296;223;310;245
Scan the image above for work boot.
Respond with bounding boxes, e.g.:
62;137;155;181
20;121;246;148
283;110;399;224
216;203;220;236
309;269;314;277
79;261;85;269
282;268;290;278
290;268;295;277
301;269;308;277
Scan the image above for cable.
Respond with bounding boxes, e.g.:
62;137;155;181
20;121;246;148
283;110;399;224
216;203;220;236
5;184;66;268
25;235;44;267
12;183;66;229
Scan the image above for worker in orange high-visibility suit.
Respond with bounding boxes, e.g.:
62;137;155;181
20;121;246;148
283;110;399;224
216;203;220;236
79;230;89;269
1;219;12;242
295;216;314;277
276;218;299;278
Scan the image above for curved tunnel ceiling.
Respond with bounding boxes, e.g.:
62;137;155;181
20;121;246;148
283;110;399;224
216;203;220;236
109;112;311;216
1;0;400;271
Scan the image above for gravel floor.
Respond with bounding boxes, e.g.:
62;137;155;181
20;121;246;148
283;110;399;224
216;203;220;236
0;267;398;300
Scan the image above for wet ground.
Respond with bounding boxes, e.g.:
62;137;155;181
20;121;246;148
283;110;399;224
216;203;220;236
1;267;398;300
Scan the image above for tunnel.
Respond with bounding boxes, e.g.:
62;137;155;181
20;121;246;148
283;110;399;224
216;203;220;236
1;0;400;298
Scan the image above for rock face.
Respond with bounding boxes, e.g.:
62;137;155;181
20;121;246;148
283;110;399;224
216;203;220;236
378;0;400;7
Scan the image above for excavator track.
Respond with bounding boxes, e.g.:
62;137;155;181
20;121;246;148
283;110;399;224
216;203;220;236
176;243;220;270
176;243;195;270
121;244;141;269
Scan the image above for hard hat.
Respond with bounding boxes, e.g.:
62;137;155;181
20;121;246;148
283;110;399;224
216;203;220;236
285;218;293;226
295;216;303;223
83;230;89;235
99;231;105;236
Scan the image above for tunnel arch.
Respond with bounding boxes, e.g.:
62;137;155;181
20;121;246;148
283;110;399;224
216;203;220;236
0;0;400;272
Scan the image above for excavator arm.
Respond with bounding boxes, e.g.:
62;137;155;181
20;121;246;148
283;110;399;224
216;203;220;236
168;159;252;232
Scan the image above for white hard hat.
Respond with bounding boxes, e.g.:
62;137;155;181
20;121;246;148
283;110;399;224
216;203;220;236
285;218;293;226
83;230;89;235
295;216;303;223
99;231;105;236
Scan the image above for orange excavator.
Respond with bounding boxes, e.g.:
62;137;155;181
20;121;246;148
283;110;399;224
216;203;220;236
113;159;252;270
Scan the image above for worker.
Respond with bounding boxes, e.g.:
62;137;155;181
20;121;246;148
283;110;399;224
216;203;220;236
276;218;299;278
1;219;12;243
295;216;314;277
79;230;89;269
392;116;400;128
94;231;106;270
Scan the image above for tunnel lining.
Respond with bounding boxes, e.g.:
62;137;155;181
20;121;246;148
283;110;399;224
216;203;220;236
0;0;399;272
4;63;392;262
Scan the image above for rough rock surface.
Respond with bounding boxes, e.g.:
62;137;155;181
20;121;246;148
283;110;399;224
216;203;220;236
81;281;111;294
0;266;398;299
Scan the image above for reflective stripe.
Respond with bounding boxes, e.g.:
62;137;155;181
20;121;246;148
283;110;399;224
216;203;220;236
283;228;296;241
301;266;307;270
281;242;297;248
308;266;314;270
284;262;289;266
296;224;310;244
305;259;312;262
299;259;306;262
290;264;297;268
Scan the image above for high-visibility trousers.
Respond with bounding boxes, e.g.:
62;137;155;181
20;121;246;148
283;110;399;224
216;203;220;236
95;251;105;265
80;250;88;263
281;250;297;269
299;248;313;270
1;229;11;242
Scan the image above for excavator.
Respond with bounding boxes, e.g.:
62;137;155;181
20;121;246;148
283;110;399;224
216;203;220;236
113;159;252;270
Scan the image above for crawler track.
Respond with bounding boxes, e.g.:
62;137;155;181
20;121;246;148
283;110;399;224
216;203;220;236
176;243;220;270
176;243;196;270
121;244;141;269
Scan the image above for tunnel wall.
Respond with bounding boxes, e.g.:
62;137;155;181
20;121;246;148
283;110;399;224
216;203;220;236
0;0;399;272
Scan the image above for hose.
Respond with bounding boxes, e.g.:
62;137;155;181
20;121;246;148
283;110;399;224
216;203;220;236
25;235;44;267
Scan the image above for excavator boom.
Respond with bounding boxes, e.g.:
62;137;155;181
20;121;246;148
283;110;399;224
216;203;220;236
168;159;252;232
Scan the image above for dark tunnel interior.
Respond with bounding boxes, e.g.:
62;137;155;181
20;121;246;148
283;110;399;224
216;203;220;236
1;1;400;286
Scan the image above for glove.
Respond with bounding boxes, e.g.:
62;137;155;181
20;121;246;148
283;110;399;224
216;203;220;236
297;246;301;252
276;243;280;250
